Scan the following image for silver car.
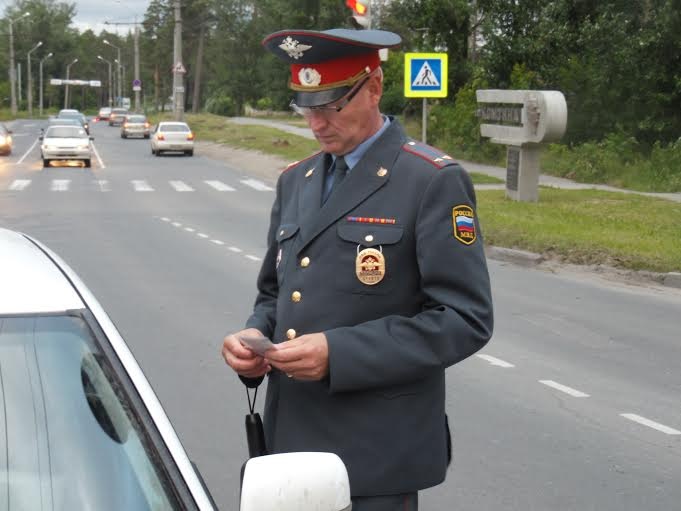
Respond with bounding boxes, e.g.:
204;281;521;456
121;114;151;139
151;121;195;156
40;125;92;168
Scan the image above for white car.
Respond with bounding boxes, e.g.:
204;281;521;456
151;121;195;156
40;125;92;167
0;228;351;511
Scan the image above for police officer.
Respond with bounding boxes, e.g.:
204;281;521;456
222;28;494;511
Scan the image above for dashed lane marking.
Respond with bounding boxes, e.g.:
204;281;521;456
476;354;515;368
132;180;154;192
170;180;194;192
96;180;110;192
210;239;225;245
8;179;31;191
240;178;274;192
620;414;681;435
228;246;242;253
51;179;70;192
205;180;235;191
245;255;262;261
539;380;590;398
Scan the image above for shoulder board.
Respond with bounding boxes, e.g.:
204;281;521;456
402;140;458;169
282;151;322;173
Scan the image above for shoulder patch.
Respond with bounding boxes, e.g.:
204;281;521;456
402;140;457;169
282;151;322;173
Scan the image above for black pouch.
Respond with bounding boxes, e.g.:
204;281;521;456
245;386;267;457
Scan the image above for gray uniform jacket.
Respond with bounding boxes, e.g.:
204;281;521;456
244;119;493;496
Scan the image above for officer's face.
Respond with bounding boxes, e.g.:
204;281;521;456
306;75;383;156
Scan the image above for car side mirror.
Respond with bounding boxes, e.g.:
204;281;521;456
240;452;351;511
89;136;95;141
7;130;12;134
39;135;44;141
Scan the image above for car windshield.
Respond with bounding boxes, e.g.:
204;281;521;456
127;116;146;123
45;127;88;138
0;315;183;510
160;124;190;132
112;109;128;115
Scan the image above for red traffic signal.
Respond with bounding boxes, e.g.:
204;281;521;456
346;0;370;29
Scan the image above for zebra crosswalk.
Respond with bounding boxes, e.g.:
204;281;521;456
2;178;273;193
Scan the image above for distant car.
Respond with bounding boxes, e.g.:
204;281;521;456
108;108;129;126
57;111;90;134
151;121;194;156
0;228;352;511
59;108;80;115
0;123;13;155
121;114;150;139
40;125;92;168
97;106;112;121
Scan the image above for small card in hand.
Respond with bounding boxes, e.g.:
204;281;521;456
239;335;277;356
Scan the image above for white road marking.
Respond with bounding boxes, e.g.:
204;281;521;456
211;239;225;245
91;142;106;168
8;179;31;191
172;222;182;227
170;180;194;192
245;255;262;261
17;138;40;164
51;179;70;192
160;217;171;222
96;180;110;192
132;180;154;192
23;123;36;128
240;179;274;191
197;233;209;238
228;246;242;253
620;414;681;435
184;227;195;232
476;354;515;368
205;180;235;192
539;380;590;398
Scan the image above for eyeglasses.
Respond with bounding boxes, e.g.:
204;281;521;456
290;76;371;117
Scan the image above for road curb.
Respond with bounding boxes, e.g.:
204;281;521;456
486;246;544;267
663;272;681;289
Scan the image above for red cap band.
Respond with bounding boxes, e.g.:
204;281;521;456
290;52;380;91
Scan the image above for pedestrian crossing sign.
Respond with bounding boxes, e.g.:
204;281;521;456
404;53;448;98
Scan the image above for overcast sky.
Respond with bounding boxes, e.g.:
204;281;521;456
71;0;151;35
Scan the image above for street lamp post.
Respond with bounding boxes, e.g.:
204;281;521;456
27;41;43;117
115;59;126;107
64;58;78;109
8;12;30;116
39;52;53;117
103;39;121;106
97;55;113;107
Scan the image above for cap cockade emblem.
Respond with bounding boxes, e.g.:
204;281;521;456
279;36;312;60
298;67;322;87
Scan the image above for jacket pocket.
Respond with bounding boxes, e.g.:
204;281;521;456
335;223;404;295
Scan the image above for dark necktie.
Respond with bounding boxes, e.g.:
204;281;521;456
322;156;348;204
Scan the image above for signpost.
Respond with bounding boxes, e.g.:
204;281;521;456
404;53;448;143
132;78;141;92
476;89;567;202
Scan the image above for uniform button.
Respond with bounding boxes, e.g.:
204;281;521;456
279;229;285;236
291;291;302;302
286;328;297;339
300;257;310;268
365;234;374;242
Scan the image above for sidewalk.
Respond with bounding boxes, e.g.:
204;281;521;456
228;117;681;203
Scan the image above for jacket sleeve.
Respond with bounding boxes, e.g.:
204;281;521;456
325;164;494;393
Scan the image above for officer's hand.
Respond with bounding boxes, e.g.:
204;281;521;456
221;328;271;378
264;332;329;381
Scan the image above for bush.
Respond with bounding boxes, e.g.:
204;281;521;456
255;97;273;111
205;94;237;116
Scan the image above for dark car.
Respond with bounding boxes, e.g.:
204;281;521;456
109;108;129;126
0;123;13;155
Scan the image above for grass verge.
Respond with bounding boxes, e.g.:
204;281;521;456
476;188;681;273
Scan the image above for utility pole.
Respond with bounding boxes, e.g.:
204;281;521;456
9;12;30;116
104;21;142;112
172;0;184;121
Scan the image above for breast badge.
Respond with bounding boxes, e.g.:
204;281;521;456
355;247;385;285
452;205;476;245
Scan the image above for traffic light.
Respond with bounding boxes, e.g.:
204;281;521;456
346;0;370;29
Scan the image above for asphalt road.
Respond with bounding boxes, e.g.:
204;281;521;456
1;118;680;510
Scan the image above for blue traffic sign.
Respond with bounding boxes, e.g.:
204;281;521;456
404;53;448;98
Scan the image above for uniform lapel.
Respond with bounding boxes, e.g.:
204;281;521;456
297;121;406;253
297;152;328;243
